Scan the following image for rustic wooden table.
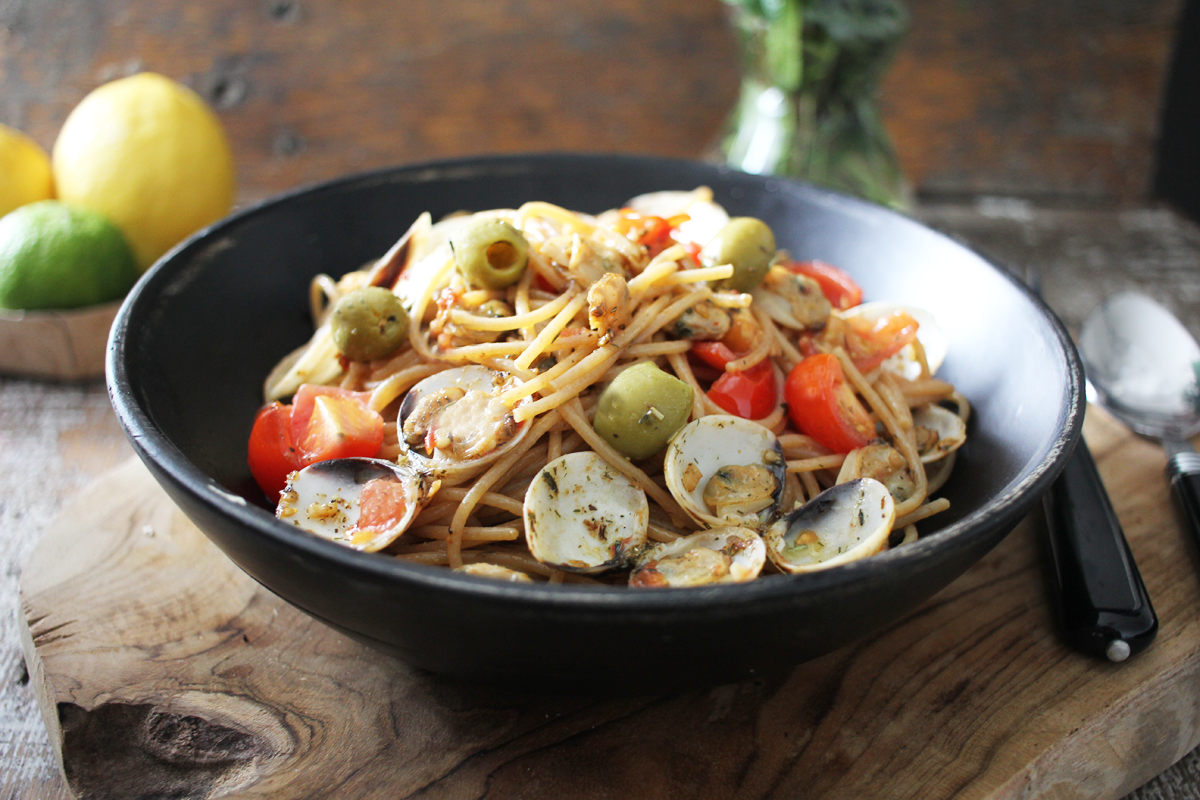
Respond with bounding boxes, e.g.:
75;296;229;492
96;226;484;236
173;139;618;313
1;0;1194;793
3;200;1200;798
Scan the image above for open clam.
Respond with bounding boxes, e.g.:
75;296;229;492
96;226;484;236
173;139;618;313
764;478;895;574
751;267;833;331
397;365;529;485
839;302;947;379
277;457;437;552
837;443;917;504
663;415;786;528
913;404;967;463
524;452;649;574
629;527;766;589
619;187;730;248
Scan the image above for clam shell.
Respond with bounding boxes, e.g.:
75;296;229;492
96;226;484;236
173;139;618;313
764;478;895;574
397;365;529;485
277;457;436;552
629;527;766;588
663;415;786;528
524;452;649;574
621;189;729;248
839;302;947;378
913;404;967;463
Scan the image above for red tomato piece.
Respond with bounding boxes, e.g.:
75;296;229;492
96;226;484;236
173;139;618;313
247;402;303;500
845;310;919;373
784;259;864;310
356;478;409;534
784;353;875;453
691;341;740;370
685;354;723;383
298;393;385;463
614;209;688;258
290;385;376;450
708;362;776;420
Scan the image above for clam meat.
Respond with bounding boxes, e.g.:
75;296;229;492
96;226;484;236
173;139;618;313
629;527;766;589
838;443;917;503
751;266;832;331
398;365;529;483
663;415;786;528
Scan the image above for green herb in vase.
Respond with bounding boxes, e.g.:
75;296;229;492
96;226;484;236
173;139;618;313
720;0;910;210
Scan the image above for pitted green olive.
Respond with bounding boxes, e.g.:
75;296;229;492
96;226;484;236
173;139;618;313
330;286;410;362
594;362;694;460
701;217;776;292
451;218;530;289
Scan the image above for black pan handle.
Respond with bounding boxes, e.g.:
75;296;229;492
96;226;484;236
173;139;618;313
1042;439;1157;661
1167;451;1200;551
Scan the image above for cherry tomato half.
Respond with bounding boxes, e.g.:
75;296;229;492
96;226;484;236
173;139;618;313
691;340;740;370
708;361;776;420
248;385;385;500
247;401;303;500
290;385;381;461
784;353;874;453
614;209;689;258
784;259;863;310
844;310;919;373
357;477;410;534
292;385;384;464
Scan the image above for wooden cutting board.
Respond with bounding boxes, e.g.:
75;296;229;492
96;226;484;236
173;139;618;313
19;407;1200;800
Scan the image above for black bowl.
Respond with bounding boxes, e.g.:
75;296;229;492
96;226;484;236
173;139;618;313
108;154;1083;689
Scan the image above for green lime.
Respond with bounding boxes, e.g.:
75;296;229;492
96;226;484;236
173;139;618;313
0;200;139;310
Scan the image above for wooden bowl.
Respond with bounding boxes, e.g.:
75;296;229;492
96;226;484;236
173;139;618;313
0;301;121;380
107;154;1085;689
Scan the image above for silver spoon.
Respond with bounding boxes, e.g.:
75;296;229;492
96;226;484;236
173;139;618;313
1079;291;1200;562
1079;291;1200;452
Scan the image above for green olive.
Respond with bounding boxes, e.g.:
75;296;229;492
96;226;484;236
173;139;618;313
594;362;693;460
701;217;776;292
330;286;410;362
451;218;530;289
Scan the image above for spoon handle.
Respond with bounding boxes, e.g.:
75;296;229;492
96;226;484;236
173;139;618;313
1167;451;1200;548
1042;439;1158;661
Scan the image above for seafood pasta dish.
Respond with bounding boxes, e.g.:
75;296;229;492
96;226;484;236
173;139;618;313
247;188;969;588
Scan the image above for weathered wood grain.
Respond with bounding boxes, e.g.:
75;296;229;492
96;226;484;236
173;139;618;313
0;379;133;800
883;0;1182;202
0;0;1182;207
18;405;1200;799
0;0;740;206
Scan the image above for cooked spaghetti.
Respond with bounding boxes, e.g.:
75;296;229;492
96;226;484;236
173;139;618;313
249;187;969;588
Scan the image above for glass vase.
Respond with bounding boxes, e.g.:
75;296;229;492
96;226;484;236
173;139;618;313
719;0;910;210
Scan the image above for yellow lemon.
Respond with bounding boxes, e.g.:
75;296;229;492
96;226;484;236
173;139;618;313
52;72;236;272
0;124;55;218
